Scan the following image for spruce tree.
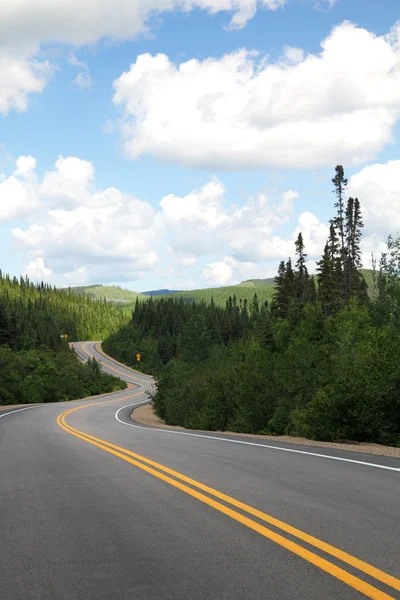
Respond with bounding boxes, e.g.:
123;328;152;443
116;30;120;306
331;165;348;299
345;196;367;300
294;232;309;304
272;260;287;317
316;243;341;315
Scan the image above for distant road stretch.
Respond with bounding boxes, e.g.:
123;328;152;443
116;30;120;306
1;341;399;600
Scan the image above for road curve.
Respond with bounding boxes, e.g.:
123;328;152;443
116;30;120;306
1;342;399;600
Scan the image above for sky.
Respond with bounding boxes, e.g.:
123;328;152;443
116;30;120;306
1;0;400;292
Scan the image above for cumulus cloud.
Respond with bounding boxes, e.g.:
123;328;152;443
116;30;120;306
7;154;306;286
0;0;284;118
0;156;40;220
39;156;94;207
0;51;51;116
159;178;298;261
113;21;400;170
4;155;159;285
348;160;400;236
203;256;276;286
7;152;399;288
0;1;284;50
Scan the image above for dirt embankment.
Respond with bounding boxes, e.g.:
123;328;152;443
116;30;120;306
131;403;400;459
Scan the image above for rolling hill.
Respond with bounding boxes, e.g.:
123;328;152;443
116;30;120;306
66;269;376;309
66;284;146;304
158;282;276;307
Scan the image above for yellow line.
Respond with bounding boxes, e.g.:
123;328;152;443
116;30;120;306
57;402;399;600
82;343;147;380
93;343;152;380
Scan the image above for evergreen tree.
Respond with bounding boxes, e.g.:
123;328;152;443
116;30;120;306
345;196;367;300
272;261;287;318
294;232;309;305
316;243;340;315
331;165;348;298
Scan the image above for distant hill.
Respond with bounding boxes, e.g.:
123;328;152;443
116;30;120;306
237;278;276;287
66;284;146;304
159;284;276;307
141;289;183;297
157;269;376;307
66;269;375;309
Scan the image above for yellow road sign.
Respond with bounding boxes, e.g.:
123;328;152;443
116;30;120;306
136;353;141;362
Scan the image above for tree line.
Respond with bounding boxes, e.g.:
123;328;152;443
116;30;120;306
104;166;400;447
0;274;127;405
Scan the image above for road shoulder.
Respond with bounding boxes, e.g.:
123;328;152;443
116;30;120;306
131;403;400;459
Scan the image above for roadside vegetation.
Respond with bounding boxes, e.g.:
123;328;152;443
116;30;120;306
104;166;400;447
0;275;127;405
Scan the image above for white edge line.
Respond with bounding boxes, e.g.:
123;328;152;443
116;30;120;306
115;403;400;473
79;341;399;475
0;406;41;418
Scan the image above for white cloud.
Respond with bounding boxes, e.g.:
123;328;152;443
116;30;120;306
68;53;89;71
39;156;94;207
282;45;304;64
14;155;37;179
5;155;159;285
159;179;299;261
0;1;284;118
25;257;52;280
204;260;234;286
8;153;400;288
348;160;400;237
203;256;275;286
0;51;51;116
74;72;93;90
0;1;284;49
0;157;40;220
113;21;400;170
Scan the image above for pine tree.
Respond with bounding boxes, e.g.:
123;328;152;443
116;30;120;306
307;276;317;304
316;243;341;315
272;261;287;317
294;232;309;304
345;196;367;300
331;165;348;299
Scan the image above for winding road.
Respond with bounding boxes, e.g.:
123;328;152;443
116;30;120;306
1;342;399;600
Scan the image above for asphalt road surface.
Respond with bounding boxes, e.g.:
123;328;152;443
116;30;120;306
1;341;399;600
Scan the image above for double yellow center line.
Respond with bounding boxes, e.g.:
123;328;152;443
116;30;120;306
57;396;400;600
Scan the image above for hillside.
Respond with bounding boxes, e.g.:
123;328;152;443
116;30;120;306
66;284;146;304
162;284;276;307
66;269;375;309
160;269;375;307
142;289;183;297
0;272;127;405
237;278;276;287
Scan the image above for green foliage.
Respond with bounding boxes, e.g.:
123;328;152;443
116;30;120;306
0;346;125;405
161;284;276;307
104;165;400;448
0;272;128;405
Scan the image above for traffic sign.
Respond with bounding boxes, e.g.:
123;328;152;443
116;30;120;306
136;353;141;362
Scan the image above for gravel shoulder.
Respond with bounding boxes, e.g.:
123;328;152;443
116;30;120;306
131;403;400;458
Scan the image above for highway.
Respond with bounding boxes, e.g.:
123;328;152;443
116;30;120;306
1;342;399;600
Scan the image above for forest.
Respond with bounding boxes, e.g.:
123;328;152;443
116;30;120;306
0;274;127;405
104;166;400;447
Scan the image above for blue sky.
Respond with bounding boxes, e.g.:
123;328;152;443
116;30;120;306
1;0;400;290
